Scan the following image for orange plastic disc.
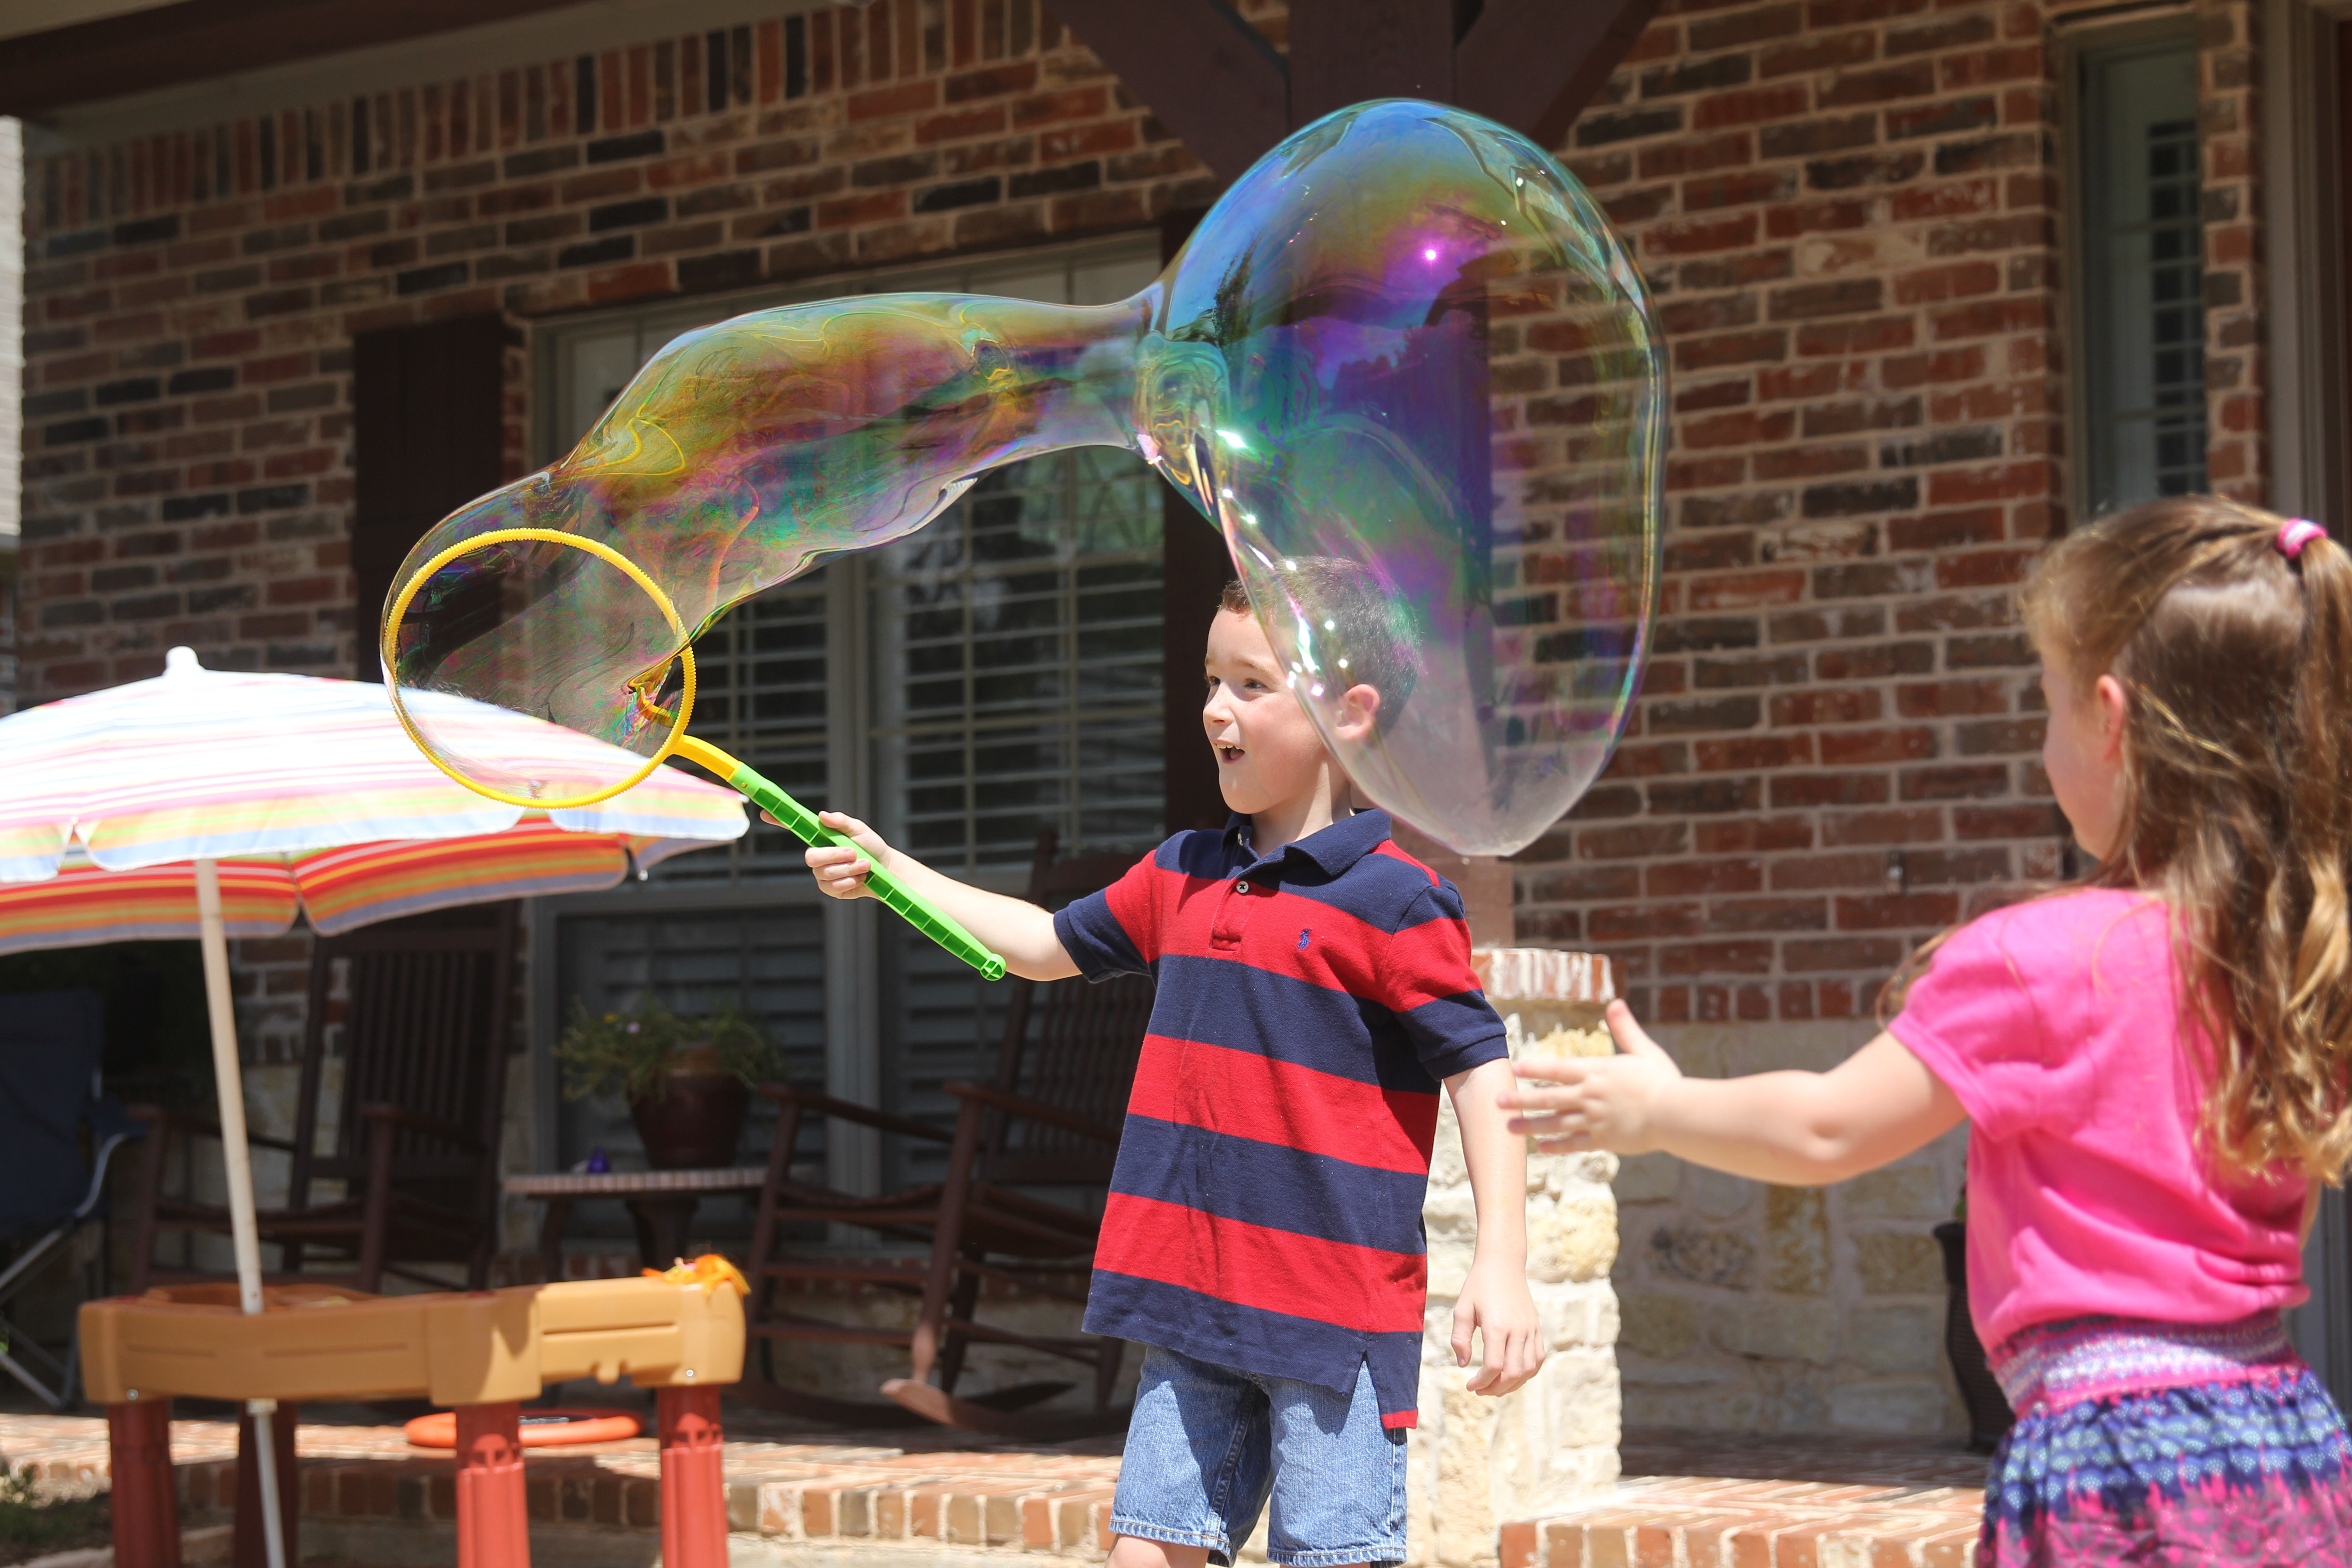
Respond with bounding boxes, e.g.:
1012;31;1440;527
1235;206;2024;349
403;1408;642;1449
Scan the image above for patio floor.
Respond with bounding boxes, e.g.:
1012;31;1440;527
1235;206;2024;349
0;1402;1989;1566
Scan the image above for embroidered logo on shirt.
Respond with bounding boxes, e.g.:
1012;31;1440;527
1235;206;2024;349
1297;928;1312;951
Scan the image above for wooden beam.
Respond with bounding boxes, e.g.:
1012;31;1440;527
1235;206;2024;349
1454;0;1666;149
1044;0;1287;185
1285;0;1455;127
0;0;585;120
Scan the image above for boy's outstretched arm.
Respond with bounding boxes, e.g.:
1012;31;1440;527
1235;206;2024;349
1499;1000;1964;1185
1446;1057;1544;1397
799;809;1079;980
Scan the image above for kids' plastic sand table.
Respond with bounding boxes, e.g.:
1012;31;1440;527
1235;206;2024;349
79;1271;744;1568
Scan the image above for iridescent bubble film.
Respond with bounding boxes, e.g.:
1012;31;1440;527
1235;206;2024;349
387;99;1663;854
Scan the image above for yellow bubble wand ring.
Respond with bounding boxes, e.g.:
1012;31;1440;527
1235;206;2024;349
384;527;1007;981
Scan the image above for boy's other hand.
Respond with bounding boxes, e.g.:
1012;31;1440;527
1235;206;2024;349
796;809;891;900
1451;1258;1543;1397
1501;999;1681;1156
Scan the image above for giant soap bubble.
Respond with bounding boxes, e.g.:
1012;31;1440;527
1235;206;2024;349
384;98;1663;857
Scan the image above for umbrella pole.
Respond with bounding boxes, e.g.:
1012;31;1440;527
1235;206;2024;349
193;858;289;1568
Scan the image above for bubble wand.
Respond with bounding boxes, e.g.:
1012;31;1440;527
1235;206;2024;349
383;526;1009;980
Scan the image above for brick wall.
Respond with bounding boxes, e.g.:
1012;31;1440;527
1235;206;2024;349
1517;0;2078;1028
2200;0;2265;504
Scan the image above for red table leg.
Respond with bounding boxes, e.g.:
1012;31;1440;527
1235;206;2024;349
107;1400;181;1568
454;1401;531;1568
232;1401;298;1568
657;1385;727;1568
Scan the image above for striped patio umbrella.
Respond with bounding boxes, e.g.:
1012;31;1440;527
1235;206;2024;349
0;645;747;940
0;647;746;1556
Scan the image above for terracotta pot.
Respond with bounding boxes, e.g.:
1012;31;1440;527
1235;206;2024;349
1934;1220;2015;1452
628;1047;750;1171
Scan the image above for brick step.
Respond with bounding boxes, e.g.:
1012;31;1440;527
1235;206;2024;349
1;1413;1122;1560
1503;1476;1984;1568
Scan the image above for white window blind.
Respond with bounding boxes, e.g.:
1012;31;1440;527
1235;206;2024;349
2078;33;2207;514
538;238;1166;1203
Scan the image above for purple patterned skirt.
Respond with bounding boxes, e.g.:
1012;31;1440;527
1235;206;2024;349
1978;1311;2352;1567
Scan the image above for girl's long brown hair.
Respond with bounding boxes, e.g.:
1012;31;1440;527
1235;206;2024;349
2018;496;2352;1181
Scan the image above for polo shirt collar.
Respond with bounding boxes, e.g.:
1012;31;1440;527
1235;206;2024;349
1223;807;1394;878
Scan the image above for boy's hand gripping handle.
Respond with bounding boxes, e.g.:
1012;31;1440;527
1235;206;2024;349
672;736;1008;981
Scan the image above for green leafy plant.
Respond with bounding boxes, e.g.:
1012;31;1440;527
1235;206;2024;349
0;1465;110;1563
554;995;782;1103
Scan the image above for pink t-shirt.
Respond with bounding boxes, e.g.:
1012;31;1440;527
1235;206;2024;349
1888;887;2308;1352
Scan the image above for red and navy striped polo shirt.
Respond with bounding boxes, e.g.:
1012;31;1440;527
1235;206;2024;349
1052;807;1507;1429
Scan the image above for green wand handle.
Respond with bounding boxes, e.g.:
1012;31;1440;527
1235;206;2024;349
675;735;1008;981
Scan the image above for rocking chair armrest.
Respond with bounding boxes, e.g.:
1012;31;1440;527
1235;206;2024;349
755;1084;952;1144
129;1105;301;1154
356;1103;483;1152
941;1082;1122;1147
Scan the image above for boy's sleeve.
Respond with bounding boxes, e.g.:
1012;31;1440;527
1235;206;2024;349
1051;844;1164;980
1884;911;2049;1141
1387;881;1509;1079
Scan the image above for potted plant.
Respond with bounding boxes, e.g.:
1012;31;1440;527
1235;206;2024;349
1933;1187;2016;1453
554;996;782;1170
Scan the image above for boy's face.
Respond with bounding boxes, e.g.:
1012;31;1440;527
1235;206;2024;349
1203;608;1376;816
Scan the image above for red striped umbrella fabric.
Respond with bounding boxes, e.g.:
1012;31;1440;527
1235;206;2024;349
0;646;748;951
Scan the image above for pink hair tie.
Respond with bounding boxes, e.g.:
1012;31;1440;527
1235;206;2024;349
2278;518;2326;559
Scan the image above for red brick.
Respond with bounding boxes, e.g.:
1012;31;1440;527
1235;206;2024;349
1694;84;1813;130
1783;936;1906;970
847;80;939;121
1646;213;1762;256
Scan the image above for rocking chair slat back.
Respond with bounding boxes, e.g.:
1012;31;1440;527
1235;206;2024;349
981;838;1152;1187
289;909;514;1215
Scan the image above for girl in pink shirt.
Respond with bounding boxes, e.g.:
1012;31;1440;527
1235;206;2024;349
1505;496;2352;1567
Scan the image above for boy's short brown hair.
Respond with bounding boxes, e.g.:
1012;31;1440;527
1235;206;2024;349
1220;557;1419;727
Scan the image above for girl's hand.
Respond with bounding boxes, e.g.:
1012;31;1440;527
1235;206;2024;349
797;810;892;900
1502;999;1682;1155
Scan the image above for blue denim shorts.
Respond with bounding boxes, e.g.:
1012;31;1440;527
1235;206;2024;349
1110;1344;1409;1568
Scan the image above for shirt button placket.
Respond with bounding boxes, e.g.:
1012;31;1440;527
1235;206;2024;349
1211;874;1255;948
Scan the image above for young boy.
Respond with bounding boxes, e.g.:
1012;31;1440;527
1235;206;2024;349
800;563;1541;1568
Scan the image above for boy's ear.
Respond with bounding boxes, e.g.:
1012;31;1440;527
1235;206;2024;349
1333;682;1381;742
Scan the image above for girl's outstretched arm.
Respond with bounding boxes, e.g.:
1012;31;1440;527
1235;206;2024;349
1500;1000;1965;1186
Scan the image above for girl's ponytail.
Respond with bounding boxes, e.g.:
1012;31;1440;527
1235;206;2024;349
2265;525;2352;1176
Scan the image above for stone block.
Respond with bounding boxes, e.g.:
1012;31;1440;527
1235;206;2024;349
1614;1291;1697;1359
1645;1221;1754;1288
1685;1164;1760;1220
1529;1191;1618;1284
1764;1185;1830;1295
1843;1161;1950;1218
1612;1152;1681;1203
1828;1377;1957;1433
1615;1376;1760;1429
1847;1304;1942;1372
1855;1230;1944;1295
1705;1298;1838;1363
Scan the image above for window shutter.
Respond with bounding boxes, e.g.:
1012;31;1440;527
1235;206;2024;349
1160;208;1232;834
351;314;509;680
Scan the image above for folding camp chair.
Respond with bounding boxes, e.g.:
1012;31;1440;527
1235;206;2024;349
0;988;142;1409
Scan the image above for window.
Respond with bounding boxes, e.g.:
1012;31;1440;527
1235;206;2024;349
536;240;1165;1218
2075;31;2207;514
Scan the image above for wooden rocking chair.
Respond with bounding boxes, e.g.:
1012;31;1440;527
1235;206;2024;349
737;831;1154;1437
127;906;516;1294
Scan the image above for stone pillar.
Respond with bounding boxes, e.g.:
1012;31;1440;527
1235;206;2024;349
1408;951;1622;1568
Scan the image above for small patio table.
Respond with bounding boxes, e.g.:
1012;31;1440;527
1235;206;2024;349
505;1167;767;1281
